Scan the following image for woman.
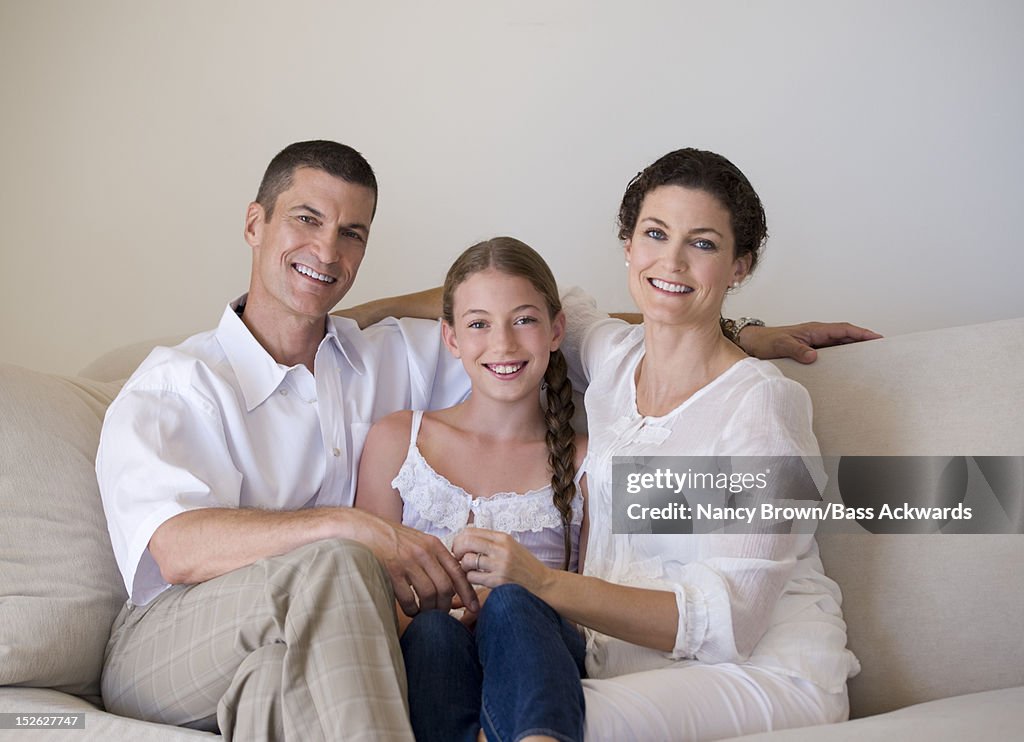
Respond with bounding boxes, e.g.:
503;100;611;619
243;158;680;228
453;149;860;740
355;237;589;742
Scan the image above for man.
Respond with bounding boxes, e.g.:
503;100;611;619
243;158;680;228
97;140;877;741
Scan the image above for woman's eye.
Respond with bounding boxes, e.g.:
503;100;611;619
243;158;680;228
694;239;716;251
644;228;666;240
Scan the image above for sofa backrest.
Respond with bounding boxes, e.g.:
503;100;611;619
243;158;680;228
774;317;1024;717
0;365;127;704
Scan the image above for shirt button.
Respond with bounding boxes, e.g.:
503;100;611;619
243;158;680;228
332;447;341;457
280;389;289;396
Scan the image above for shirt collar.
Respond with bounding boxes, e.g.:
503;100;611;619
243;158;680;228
216;295;365;412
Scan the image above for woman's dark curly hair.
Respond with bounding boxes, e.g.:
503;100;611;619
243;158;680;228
617;148;768;274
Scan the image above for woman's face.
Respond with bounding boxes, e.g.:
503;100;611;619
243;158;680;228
624;185;750;329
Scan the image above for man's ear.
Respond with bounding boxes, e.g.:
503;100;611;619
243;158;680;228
441;321;461;359
550;311;567;352
244;202;266;249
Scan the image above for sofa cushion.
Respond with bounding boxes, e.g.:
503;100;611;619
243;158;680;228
719;685;1024;741
0;364;127;702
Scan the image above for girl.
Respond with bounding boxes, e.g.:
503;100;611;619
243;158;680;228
355;236;588;742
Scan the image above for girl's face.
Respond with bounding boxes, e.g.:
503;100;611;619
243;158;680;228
442;268;565;405
624;185;750;329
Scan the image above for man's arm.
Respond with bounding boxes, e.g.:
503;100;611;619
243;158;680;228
333;287;443;328
336;288;881;363
149;505;478;616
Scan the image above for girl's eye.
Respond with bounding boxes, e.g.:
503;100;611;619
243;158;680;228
514;316;538;326
467;321;487;329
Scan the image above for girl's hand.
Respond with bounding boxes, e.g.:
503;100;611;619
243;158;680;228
453;527;553;596
452;586;491;629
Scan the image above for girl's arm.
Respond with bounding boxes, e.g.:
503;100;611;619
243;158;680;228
354;411;413;524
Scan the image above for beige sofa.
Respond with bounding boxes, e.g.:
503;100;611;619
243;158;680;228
2;317;1022;740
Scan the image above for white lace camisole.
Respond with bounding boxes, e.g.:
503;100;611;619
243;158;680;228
391;410;584;571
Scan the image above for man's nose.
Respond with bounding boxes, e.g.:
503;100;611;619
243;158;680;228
311;235;341;264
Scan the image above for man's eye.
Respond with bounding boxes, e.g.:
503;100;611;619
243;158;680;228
341;230;364;241
297;215;317;225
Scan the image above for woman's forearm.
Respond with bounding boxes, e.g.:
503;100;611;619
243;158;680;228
535;569;679;652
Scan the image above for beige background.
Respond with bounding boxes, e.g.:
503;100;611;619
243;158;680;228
2;0;1022;375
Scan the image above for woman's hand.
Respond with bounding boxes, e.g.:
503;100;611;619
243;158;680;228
453;527;554;596
738;321;882;364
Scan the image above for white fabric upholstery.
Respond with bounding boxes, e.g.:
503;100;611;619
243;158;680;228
0;365;127;702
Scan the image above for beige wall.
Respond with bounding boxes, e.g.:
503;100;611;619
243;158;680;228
2;0;1023;375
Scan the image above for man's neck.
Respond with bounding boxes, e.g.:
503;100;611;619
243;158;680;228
238;301;327;373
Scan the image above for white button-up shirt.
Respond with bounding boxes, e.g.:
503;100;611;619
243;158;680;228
97;297;470;605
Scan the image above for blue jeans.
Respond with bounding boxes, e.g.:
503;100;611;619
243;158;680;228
401;584;586;742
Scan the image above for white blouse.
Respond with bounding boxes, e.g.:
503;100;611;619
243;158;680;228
393;411;584;571
564;291;860;694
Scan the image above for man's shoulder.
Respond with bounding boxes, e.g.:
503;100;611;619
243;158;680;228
119;327;230;397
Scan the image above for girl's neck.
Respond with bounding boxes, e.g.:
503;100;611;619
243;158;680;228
445;391;548;442
635;318;747;417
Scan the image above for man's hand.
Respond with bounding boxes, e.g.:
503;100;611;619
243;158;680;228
738;322;883;364
346;509;479;617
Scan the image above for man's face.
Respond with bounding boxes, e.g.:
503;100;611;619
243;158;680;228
244;167;376;326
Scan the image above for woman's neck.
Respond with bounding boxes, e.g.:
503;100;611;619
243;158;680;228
635;318;747;417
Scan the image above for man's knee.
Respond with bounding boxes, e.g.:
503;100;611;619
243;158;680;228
289;538;388;586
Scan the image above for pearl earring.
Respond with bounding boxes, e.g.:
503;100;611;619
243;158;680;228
625;260;630;267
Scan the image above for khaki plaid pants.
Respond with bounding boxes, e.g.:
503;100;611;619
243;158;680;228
102;538;413;741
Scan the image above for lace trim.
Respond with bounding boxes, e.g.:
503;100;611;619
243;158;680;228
392;445;583;535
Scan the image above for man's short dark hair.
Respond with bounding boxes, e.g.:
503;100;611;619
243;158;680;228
255;140;378;219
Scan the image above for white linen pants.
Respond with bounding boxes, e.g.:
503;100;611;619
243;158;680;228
583;661;848;741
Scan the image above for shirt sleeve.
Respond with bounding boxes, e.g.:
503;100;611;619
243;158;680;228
663;376;824;664
560;286;636;392
96;360;243;605
387;317;470;410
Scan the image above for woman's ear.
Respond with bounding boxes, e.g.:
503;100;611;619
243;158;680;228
732;252;753;285
441;321;461;358
550;311;567;352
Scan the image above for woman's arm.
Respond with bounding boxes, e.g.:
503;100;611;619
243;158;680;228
453;527;679;652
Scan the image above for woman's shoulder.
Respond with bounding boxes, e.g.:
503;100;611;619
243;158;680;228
728;358;811;401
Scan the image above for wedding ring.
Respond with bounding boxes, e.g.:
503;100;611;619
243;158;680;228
475;553;482;571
